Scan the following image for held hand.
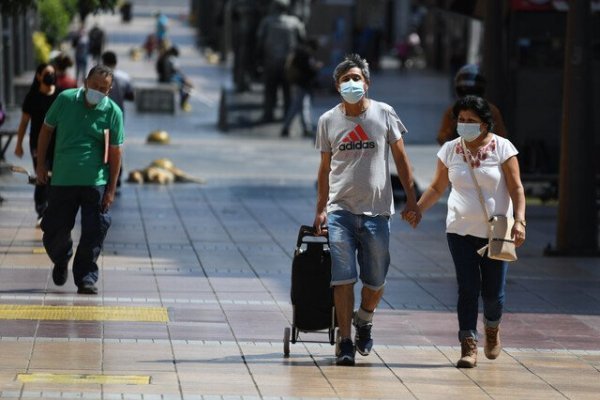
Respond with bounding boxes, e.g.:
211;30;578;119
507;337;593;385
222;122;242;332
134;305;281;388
35;164;48;185
401;203;422;229
511;223;526;247
402;210;418;228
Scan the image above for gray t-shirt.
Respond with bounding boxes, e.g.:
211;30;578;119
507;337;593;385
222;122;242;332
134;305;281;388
316;100;407;216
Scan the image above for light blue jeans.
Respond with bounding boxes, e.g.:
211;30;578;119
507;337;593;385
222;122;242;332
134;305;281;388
327;210;390;290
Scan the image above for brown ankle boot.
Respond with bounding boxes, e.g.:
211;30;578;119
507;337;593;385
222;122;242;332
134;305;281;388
457;337;478;368
484;326;501;359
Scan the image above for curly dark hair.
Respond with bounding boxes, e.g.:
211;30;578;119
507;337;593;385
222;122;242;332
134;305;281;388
452;95;495;133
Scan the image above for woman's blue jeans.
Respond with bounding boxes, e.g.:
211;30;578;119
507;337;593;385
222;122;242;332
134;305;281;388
446;233;508;342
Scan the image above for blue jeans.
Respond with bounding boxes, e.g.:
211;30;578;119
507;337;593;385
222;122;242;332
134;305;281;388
446;233;508;342
41;186;111;286
327;210;390;290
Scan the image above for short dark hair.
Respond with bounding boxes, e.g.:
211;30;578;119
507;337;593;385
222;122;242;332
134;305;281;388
53;53;73;70
101;51;117;67
452;95;495;132
333;53;370;84
87;64;114;83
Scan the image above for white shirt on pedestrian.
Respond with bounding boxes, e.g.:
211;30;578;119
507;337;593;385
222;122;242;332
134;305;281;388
438;134;518;238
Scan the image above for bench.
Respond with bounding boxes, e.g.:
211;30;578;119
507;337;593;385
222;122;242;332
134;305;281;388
0;130;17;162
134;82;178;114
217;83;264;132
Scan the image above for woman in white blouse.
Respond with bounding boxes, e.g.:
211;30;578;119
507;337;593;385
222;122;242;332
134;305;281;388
413;95;526;368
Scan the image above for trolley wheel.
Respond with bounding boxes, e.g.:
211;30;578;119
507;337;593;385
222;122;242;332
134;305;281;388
334;329;341;356
283;327;291;357
328;327;336;345
291;325;298;344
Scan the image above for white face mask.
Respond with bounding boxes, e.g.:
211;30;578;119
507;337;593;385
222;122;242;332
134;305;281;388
456;122;481;142
339;80;365;104
85;88;106;106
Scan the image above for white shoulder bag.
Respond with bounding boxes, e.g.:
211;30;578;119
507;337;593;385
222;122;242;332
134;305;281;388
461;139;517;262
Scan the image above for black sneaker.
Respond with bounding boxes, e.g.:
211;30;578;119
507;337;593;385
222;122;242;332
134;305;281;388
52;262;68;286
336;338;355;366
77;282;98;295
354;321;373;356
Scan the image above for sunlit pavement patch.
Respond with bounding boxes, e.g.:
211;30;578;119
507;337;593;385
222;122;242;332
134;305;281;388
17;373;150;385
0;305;168;322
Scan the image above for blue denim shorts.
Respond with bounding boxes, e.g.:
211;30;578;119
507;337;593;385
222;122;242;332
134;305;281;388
327;209;390;290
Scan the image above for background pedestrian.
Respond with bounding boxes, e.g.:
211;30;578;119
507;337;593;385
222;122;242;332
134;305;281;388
256;0;305;122
35;65;124;295
13;63;60;227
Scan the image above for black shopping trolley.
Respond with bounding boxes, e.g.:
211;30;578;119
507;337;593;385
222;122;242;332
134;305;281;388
283;225;338;356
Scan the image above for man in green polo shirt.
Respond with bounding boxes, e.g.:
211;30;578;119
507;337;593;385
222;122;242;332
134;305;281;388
36;65;124;295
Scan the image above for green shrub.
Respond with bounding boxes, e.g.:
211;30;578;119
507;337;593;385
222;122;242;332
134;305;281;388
62;0;79;21
38;0;70;47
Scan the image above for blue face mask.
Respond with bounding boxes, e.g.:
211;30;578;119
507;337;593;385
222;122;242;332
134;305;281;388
456;122;481;142
85;88;106;106
339;80;365;104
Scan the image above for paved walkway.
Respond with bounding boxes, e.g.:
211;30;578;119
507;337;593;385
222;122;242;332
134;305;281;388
0;1;599;399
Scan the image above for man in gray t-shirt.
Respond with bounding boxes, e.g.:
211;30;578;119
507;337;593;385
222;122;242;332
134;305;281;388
313;54;420;366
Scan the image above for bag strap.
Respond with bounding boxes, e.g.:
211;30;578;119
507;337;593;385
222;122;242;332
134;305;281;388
461;138;490;222
461;139;492;257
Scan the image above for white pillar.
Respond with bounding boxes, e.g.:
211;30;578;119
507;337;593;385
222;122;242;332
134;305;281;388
467;19;483;65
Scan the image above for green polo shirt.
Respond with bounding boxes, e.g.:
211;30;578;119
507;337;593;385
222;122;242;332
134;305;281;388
44;88;124;186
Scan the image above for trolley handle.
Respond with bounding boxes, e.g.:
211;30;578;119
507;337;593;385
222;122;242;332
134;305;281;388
296;225;328;248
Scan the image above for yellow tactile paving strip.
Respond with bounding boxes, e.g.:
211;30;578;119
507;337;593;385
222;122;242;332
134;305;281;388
17;373;150;385
0;305;169;322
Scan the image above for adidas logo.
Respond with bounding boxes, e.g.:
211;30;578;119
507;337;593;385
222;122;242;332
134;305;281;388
339;124;375;151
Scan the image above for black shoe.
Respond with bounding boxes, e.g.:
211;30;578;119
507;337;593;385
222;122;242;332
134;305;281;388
281;128;289;137
77;282;98;295
354;313;374;356
336;338;355;366
52;262;68;286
